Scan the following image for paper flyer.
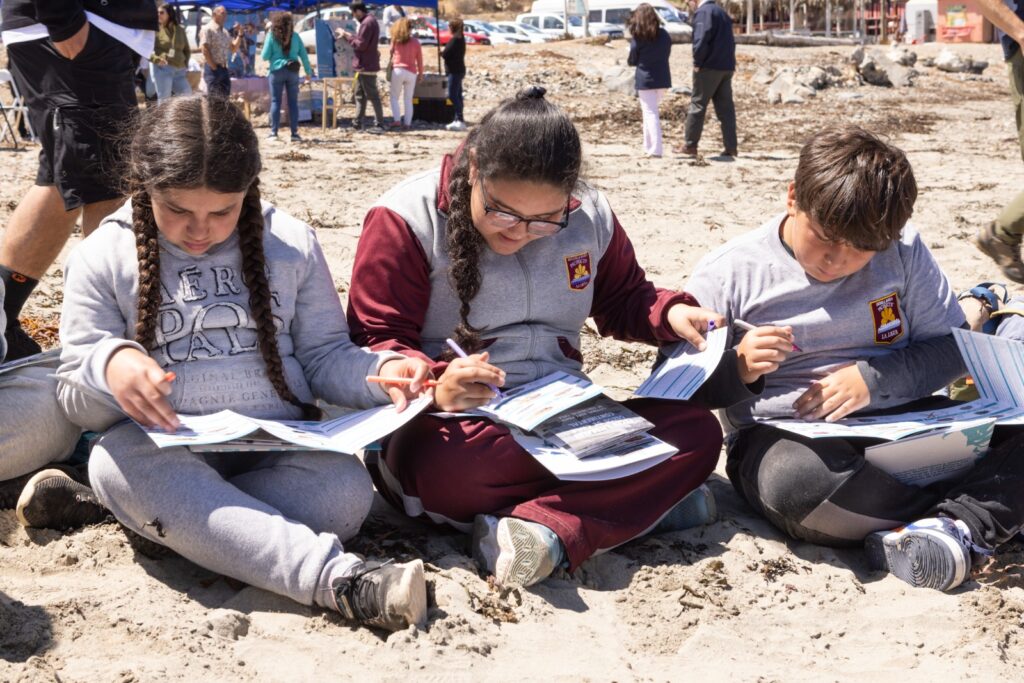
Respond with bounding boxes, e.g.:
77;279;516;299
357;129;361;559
510;428;677;482
144;395;433;454
863;418;995;486
473;371;605;432
635;327;728;401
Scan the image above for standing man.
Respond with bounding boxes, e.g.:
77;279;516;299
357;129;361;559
200;5;239;99
382;4;405;43
974;0;1024;284
341;3;385;132
677;0;737;158
0;0;157;360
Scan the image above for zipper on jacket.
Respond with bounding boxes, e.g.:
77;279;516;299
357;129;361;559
515;251;537;363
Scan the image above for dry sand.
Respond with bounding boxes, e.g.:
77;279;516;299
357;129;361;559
3;39;1024;681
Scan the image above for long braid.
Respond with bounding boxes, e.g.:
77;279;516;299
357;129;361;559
445;156;486;353
132;192;163;350
237;180;321;420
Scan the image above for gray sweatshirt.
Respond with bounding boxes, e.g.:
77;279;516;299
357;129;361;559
686;213;967;428
58;201;396;431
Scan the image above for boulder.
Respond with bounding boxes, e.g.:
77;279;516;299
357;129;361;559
767;70;817;104
858;49;915;88
886;47;918;67
934;48;988;74
602;66;636;96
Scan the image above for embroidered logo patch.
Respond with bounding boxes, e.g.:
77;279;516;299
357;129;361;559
565;252;592;291
869;292;904;344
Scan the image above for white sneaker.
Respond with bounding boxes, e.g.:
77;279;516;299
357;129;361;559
471;514;564;588
445;120;467;131
865;517;981;591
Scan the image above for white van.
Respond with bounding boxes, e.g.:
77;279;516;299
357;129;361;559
530;0;692;43
515;12;624;39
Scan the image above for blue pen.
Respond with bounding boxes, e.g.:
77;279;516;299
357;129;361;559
445;337;503;399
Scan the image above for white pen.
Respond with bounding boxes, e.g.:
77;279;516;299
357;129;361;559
445;337;504;398
733;318;804;352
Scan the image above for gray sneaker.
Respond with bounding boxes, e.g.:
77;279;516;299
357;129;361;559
330;559;427;632
865;517;978;591
653;484;717;534
472;514;564;588
974;222;1024;284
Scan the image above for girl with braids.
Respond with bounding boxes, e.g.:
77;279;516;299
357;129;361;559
50;95;429;632
347;87;759;589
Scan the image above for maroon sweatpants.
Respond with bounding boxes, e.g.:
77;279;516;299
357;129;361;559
372;398;723;570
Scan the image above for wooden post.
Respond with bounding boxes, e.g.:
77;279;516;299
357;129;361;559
881;0;888;42
825;0;832;36
790;0;795;31
747;0;754;33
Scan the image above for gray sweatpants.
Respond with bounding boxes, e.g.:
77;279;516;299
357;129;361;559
0;365;82;481
89;422;372;607
683;68;738;152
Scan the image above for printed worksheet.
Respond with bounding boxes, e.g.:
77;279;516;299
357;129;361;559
863;418;995;486
763;399;1024;440
635;327;728;400
954;328;1024;423
511;428;678;481
473;371;605;431
145;395;433;454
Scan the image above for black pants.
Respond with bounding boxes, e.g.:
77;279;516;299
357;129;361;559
683;68;737;152
728;397;1024;550
6;29;137;210
353;71;384;127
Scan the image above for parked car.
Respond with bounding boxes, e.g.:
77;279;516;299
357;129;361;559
492;21;559;43
410;15;491;46
180;8;269;51
515;12;623;40
584;1;694;43
463;20;530;45
295;6;358;54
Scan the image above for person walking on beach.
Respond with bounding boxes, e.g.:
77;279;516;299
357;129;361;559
627;4;672;158
677;0;737;158
973;0;1024;284
0;0;157;360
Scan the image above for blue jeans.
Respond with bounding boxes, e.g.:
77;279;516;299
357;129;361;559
149;63;192;102
269;68;300;136
203;64;231;98
447;72;464;122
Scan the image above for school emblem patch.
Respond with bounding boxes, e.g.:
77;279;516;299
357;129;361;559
869;291;905;345
565;252;592;291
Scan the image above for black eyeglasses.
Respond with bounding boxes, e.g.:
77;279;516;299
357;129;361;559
478;179;571;237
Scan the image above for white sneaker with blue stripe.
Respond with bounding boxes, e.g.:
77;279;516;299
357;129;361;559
865;517;982;591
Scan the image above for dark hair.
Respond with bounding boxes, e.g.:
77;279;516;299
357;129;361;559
125;95;319;420
793;126;917;252
445;86;582;352
270;12;293;51
350;2;368;13
448;17;464;36
627;4;660;43
157;3;180;27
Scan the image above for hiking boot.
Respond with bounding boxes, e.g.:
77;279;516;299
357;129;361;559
15;468;109;530
674;144;698;156
330;559;427;632
974;222;1024;284
653;484;717;534
3;322;42;361
865;517;983;591
472;514;564;588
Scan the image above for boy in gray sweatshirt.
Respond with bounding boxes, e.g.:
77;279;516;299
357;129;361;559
686;126;1024;592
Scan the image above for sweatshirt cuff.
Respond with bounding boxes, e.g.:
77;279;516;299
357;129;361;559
655;291;700;341
369;350;408;403
88;339;147;395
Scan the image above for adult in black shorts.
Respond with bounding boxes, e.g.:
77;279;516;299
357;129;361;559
0;1;156;360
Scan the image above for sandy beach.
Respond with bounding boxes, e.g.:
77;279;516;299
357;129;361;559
3;37;1024;681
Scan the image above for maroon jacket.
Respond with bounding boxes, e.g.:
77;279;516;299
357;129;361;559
350;13;381;72
346;152;700;388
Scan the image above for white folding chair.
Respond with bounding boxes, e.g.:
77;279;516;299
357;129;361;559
0;69;36;145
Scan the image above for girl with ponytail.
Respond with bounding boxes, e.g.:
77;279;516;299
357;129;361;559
54;95;429;633
348;87;751;589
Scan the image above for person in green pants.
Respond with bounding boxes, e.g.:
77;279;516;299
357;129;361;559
974;0;1024;283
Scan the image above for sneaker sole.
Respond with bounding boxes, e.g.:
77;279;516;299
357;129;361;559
494;518;555;588
866;527;969;591
389;559;428;628
15;469;106;530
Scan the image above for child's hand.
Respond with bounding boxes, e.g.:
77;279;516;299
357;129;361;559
793;364;870;422
105;347;179;432
667;304;726;351
434;352;506;412
377;357;432;412
735;325;795;384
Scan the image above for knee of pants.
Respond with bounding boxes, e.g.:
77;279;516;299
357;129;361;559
751;440;852;528
290;453;374;542
86;441;129;517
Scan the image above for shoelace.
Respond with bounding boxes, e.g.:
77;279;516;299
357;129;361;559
936;518;993;560
332;559;394;622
